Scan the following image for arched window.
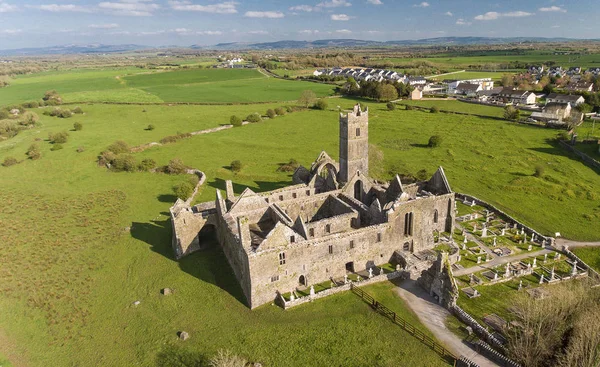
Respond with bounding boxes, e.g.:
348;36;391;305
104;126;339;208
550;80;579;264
354;180;362;201
434;209;439;224
404;212;413;236
279;252;286;265
325;224;331;234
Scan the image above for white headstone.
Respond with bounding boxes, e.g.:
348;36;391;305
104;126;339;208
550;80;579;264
482;227;488;237
544;253;548;262
550;267;555;280
462;243;466;250
477;256;482;264
473;289;478;296
539;274;544;284
571;261;578;276
505;263;511;277
556;253;561;261
470;201;475;207
518;280;523;290
493;237;497;246
494;272;498;280
542;240;547;247
473;224;477;232
395;264;401;271
290;292;295;302
513;223;517;230
528;244;533;251
344;274;348;284
380;267;385;275
309;285;315;296
368;268;373;278
531;233;536;242
457;255;462;261
501;228;506;236
533;258;537;267
463;237;468;244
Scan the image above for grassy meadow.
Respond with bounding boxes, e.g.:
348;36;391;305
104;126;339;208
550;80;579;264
1;66;599;366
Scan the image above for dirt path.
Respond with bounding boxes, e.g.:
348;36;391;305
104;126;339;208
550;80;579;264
453;248;552;277
555;238;600;249
394;280;499;367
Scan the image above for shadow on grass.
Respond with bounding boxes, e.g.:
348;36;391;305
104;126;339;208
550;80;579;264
157;194;178;203
530;139;600;174
130;208;248;307
410;143;430;148
155;344;209;367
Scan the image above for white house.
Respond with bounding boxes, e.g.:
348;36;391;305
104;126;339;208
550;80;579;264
546;93;585;106
447;78;494;94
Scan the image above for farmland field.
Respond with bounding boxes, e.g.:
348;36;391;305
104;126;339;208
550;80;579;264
1;72;600;366
400;99;511;118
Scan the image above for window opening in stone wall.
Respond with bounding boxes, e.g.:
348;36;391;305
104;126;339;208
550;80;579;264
270;275;279;282
434;209;439;224
309;228;314;237
356;128;361;137
290;236;295;243
326;224;331;233
349;240;355;249
328;245;333;254
279;252;286;265
377;233;382;242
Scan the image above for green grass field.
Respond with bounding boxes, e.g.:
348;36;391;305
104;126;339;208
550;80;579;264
572;247;600;273
400;99;518;119
428;71;508;81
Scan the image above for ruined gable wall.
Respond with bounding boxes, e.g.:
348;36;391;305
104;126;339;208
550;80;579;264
171;206;216;259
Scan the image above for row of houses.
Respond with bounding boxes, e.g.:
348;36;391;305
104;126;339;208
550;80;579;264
528;66;600;77
313;67;427;86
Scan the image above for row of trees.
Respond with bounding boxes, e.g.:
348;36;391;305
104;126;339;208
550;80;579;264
341;79;414;102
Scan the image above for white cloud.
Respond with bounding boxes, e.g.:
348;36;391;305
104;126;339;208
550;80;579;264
474;11;532;20
98;1;159;16
299;29;320;34
0;29;21;35
413;2;429;8
27;4;91;13
551;25;560;28
89;23;120;29
367;0;383;5
539;6;566;13
289;5;314;12
455;18;471;25
0;2;17;13
335;29;352;34
197;30;223;35
244;11;284;18
445;11;453;16
169;1;237;14
331;13;353;21
248;30;269;35
316;0;351;8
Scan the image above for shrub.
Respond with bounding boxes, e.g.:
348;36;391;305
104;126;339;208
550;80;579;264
430;106;439;113
173;181;195;200
2;156;18;166
43;90;62;104
313;99;328;110
73;122;83;131
277;158;299;172
21;101;39;109
406;105;414;110
138;158;157;171
48;131;69;144
50;144;63;151
106;140;130;154
504;105;520;121
230;160;242;173
208;350;247;367
159;133;191;144
246;113;261;123
428;135;443;148
26;143;42;160
230;115;242;127
285;106;293;113
534;165;545;177
266;109;276;119
188;174;200;187
0;110;9;119
76;146;85;153
386;102;396;111
45;108;72;118
72;106;84;114
112;154;137;172
166;158;187;175
416;169;429;181
146;124;155;131
275;107;286;116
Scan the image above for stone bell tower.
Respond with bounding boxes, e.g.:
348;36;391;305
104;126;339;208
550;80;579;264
339;104;369;184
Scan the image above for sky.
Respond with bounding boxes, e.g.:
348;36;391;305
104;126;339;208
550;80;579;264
0;0;597;49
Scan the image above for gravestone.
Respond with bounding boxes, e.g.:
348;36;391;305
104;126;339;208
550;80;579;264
368;268;373;278
179;331;189;341
493;237;497;246
309;285;315;296
344;274;348;284
544;253;547;262
571;260;578;276
290;292;295;302
533;258;537;268
477;256;482;264
505;263;511;277
482;226;488;237
528;244;532;251
501;228;505;236
539;274;544;284
380;267;385;275
161;288;172;296
518;280;523;291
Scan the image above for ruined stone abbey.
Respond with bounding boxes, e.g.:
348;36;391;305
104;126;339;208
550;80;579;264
170;105;455;308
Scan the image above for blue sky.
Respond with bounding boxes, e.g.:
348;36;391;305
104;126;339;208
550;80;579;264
0;0;597;49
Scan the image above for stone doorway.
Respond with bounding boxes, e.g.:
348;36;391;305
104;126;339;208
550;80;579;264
345;261;355;273
354;180;362;201
198;224;217;250
299;275;307;286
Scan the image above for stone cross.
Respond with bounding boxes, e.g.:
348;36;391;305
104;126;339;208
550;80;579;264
290;292;295;302
463;237;468;244
344;275;348;284
518;280;523;291
477;256;481;264
470;201;475;207
368;268;373;278
533;258;537;268
521;227;525;235
309;285;315;296
571;261;578;276
539;274;544;284
505;263;511;277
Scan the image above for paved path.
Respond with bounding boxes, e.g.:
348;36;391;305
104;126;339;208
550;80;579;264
424;70;466;79
394;280;499;367
453;248;552;276
555;238;600;249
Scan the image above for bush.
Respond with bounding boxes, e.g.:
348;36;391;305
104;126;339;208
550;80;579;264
26;143;41;160
266;109;276;118
504;105;520;121
275;107;286;116
416;169;429;181
277;158;299;172
138;158;157;171
76;146;85;153
173;181;195;201
146;124;155;131
159;133;191;144
48;131;69;144
534;165;545;177
386;102;396;111
2;156;18;166
112;154;138;172
430;106;439;113
21;101;39;109
405;105;414;110
230;115;242;127
0;110;8;119
72;106;84;114
428;135;443;148
44;108;72;118
230;160;242;173
246;113;261;123
73;122;83;131
209;350;247;367
106;140;130;154
313;99;328;110
42;90;62;104
166;158;187;175
285;106;293;113
50;144;63;151
188;174;200;187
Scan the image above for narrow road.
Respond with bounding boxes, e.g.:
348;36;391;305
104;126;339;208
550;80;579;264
453;248;552;276
555;238;600;249
424;70;466;79
394;280;499;367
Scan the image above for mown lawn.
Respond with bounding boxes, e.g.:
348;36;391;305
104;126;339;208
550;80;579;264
400;100;508;118
0;97;599;366
572;247;600;273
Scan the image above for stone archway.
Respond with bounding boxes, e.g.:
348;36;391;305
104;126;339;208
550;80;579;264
354;180;362;201
299;275;307;286
197;224;217;249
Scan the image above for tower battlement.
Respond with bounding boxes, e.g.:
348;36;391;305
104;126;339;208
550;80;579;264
339;104;369;125
339;104;369;183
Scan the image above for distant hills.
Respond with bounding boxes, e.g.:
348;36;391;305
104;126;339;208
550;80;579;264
0;37;597;56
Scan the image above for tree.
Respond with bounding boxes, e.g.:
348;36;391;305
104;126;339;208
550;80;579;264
26;143;42;160
313;99;328;110
430;106;439;113
146;124;155;131
501;74;514;87
72;106;84;114
376;84;398;102
504;105;520;121
138;158;156;171
386;102;396;111
113;154;137;172
73;122;83;131
428;135;442;148
107;140;130;154
166;158;187;175
274;107;286;116
534;164;545;177
576;103;592;114
245;113;261;123
298;90;317;108
230;115;242;127
266;109;276;118
230;160;242;173
173;181;195;201
48;131;69;144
